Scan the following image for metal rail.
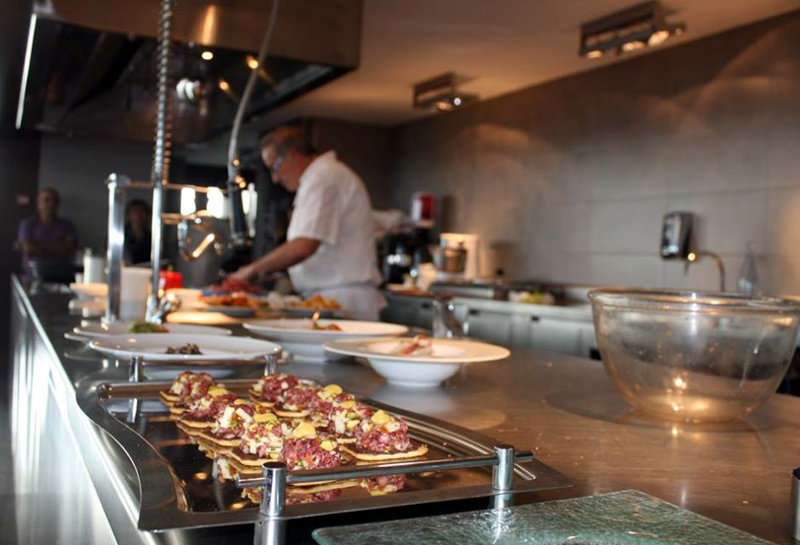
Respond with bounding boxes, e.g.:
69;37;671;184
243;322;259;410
238;445;530;545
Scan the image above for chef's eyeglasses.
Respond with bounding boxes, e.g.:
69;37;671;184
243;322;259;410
267;152;286;178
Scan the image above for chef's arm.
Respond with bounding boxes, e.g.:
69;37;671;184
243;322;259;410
231;237;320;281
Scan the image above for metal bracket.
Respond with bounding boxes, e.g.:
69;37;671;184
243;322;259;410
237;446;532;545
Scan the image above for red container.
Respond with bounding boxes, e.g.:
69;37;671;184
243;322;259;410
159;270;183;291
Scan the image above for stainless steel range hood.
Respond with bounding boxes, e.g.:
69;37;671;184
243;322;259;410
16;0;362;142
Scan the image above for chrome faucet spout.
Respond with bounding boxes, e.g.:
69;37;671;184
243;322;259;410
684;250;726;292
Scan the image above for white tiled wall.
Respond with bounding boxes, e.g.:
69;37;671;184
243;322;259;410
389;12;800;295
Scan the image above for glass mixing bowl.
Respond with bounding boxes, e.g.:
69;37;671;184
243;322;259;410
588;289;800;423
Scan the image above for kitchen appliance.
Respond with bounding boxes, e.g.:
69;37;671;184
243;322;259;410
438;233;480;280
660;211;694;259
410;192;436;228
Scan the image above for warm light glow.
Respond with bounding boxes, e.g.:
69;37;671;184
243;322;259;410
200;50;214;61
621;40;646;52
245;55;259;70
180;187;196;216
200;5;218;44
218;79;230;91
648;30;671;46
673;377;687;390
193;472;209;481
687;252;697;262
586;49;604;59
207;187;226;218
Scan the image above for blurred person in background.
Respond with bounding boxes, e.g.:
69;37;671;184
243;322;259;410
231;125;385;320
124;199;152;265
17;187;77;277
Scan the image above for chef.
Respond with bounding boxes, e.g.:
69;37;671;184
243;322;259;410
231;126;385;320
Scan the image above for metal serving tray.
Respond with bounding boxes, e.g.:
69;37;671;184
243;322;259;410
77;379;571;532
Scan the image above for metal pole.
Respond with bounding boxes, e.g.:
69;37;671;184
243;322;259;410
147;0;174;320
126;355;142;424
264;353;278;376
105;173;129;323
491;444;516;510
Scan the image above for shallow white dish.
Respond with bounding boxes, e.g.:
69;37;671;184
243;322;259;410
324;337;510;388
74;321;231;339
243;319;407;362
202;305;257;318
70;282;108;299
89;333;281;362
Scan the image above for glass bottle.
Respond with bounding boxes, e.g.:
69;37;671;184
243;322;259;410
736;242;760;296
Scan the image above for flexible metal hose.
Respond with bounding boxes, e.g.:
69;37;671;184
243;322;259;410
147;0;174;319
226;0;280;247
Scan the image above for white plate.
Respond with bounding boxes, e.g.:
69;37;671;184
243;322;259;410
244;319;407;362
89;334;281;362
74;321;231;338
324;337;510;388
281;306;346;319
70;282;108;298
202;305;257;317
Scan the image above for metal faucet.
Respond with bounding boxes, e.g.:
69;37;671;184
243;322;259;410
104;174;229;323
684;250;726;292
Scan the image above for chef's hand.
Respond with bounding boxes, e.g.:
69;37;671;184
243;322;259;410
230;264;257;282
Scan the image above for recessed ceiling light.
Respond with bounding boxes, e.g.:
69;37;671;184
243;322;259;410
413;72;478;113
200;50;214;61
245;55;259;70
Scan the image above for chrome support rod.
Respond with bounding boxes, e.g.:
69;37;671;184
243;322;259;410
237;448;533;489
147;0;174;321
105;173;131;323
126;356;142;424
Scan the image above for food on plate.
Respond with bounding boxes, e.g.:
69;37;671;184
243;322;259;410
308;384;356;427
341;409;428;461
361;474;407;496
160;371;427;505
200;401;278;449
207;278;264;295
201;294;255;308
327;402;374;444
389;335;434;356
312;321;343;331
127;320;168;333
287;294;341;310
165;343;203;355
271;383;318;418
248;373;301;407
159;371;216;406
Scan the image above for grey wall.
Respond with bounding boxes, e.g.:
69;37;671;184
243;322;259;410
38;134;153;253
390;11;800;295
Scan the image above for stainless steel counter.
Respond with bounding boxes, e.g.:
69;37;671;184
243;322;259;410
11;277;800;544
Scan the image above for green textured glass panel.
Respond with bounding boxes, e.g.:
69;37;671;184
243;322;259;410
312;490;771;545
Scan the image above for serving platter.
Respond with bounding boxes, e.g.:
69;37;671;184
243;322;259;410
89;334;281;363
75;321;231;338
76;378;571;532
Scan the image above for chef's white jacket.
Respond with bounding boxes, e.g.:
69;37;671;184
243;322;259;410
287;151;385;320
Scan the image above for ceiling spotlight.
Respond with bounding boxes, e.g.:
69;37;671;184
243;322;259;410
245;55;259;70
217;79;240;102
200;50;214;61
580;1;686;59
413;72;478;113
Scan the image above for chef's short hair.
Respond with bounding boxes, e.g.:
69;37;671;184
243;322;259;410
39;187;60;206
259;125;315;156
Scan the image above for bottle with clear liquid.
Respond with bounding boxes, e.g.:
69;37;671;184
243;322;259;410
736;242;760;296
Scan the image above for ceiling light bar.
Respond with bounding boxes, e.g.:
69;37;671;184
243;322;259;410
580;1;685;59
413;72;478;113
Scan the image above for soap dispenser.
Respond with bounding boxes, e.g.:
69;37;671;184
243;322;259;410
736;242;760;296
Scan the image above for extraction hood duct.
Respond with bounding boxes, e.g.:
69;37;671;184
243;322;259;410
16;0;362;143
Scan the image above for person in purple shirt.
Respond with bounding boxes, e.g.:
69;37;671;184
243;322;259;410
17;187;78;276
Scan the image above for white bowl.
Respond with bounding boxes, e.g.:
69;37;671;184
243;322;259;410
324;337;510;388
367;359;463;388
